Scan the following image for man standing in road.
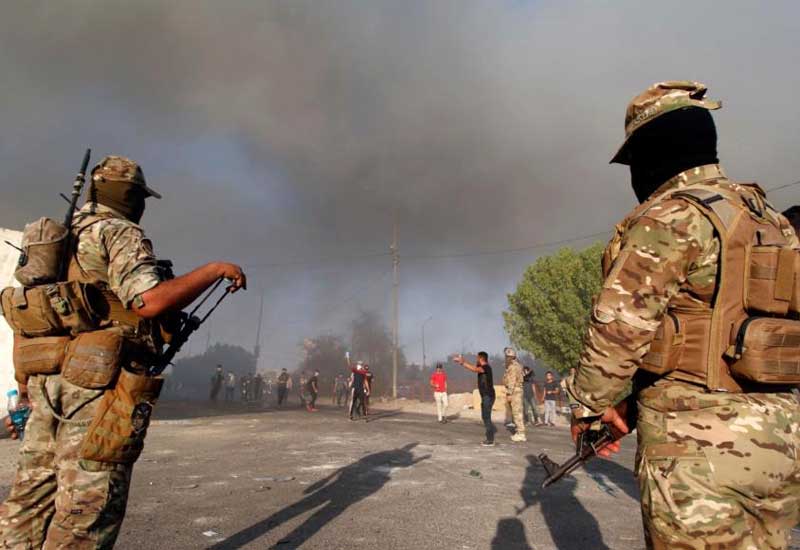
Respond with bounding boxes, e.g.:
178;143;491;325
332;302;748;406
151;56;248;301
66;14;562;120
277;368;289;406
429;363;449;423
565;81;800;548
307;370;320;412
225;370;237;402
502;348;526;442
522;365;542;427
542;371;559;426
210;364;224;402
454;352;496;446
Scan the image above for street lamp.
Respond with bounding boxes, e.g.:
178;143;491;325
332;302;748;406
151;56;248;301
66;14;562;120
422;316;433;369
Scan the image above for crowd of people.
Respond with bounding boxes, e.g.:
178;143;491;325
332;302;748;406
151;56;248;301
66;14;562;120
208;361;377;418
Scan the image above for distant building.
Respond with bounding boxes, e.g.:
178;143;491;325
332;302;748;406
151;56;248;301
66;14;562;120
0;228;22;400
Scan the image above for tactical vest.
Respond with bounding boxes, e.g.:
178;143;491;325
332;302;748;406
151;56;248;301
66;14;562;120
2;213;161;385
605;181;800;392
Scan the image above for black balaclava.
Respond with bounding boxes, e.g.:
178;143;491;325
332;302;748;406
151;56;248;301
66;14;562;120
89;181;147;223
627;107;718;204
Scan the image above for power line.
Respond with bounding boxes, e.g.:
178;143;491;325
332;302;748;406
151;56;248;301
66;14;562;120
404;231;610;260
186;179;800;273
243;251;390;270
766;180;800;193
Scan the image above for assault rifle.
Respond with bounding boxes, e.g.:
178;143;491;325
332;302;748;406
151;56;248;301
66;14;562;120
538;397;637;489
59;149;92;280
148;278;232;376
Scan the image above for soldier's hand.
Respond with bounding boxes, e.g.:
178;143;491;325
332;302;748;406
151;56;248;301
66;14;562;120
570;404;629;458
4;416;18;440
217;262;247;292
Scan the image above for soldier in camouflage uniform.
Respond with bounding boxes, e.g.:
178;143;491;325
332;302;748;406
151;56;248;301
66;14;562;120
502;347;526;442
0;156;247;549
565;82;800;549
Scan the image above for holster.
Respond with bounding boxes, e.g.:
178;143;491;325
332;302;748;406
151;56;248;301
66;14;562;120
79;368;163;465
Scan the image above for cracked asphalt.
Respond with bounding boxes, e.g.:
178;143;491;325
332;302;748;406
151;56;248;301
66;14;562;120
0;400;797;550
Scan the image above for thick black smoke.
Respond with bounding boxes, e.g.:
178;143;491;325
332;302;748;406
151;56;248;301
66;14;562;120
1;1;799;368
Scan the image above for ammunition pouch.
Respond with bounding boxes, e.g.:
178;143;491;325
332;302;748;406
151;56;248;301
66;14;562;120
0;282;102;337
80;368;163;465
14;217;68;287
62;329;125;390
745;245;800;316
727;317;800;384
12;334;70;384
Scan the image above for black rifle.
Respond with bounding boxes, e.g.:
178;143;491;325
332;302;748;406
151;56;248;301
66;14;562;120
538;396;637;489
59;148;92;280
148;278;231;376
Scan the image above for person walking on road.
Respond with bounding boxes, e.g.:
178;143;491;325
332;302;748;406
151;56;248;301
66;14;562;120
307;370;320;412
429;363;449;423
453;352;496;446
210;365;224;402
543;371;559;426
277;368;289;406
225;371;237;402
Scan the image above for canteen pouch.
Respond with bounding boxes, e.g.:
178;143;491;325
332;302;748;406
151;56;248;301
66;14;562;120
0;282;101;337
80;368;163;465
12;334;70;383
14;217;68;287
729;317;800;384
745;245;800;316
640;312;684;376
62;329;124;390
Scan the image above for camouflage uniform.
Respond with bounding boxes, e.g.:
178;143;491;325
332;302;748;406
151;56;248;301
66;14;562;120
503;358;525;437
0;177;162;547
566;83;800;550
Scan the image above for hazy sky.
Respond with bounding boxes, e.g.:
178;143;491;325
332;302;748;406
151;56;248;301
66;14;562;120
2;1;799;369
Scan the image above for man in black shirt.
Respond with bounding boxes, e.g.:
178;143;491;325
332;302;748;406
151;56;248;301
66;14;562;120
454;351;496;446
349;363;367;420
307;370;320;412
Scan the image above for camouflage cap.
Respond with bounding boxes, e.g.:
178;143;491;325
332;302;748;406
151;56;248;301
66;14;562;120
504;347;516;358
611;81;722;165
91;156;162;199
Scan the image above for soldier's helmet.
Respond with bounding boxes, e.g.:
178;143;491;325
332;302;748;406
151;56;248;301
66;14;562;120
504;347;516;359
91;156;162;199
611;81;721;165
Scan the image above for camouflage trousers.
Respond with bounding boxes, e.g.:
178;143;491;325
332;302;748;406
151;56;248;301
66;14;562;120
636;381;800;550
0;375;133;550
506;389;525;435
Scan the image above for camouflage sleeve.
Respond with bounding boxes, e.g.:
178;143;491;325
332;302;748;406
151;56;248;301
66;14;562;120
567;199;713;418
100;220;162;308
505;363;524;391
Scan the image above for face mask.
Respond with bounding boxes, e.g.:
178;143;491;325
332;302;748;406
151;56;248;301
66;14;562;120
89;181;147;223
628;107;718;204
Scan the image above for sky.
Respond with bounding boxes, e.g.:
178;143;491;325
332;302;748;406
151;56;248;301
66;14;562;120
2;0;800;370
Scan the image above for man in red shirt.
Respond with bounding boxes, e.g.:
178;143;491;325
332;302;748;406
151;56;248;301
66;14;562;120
429;363;449;424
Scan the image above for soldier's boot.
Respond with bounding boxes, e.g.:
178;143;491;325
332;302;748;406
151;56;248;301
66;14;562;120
510;433;527;443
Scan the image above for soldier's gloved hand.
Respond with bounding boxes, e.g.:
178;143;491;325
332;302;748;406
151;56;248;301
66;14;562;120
4;416;18;440
217;262;247;292
570;403;629;458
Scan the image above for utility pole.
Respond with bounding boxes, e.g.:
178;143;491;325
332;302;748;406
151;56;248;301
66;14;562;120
254;292;264;370
422;316;433;370
391;221;399;399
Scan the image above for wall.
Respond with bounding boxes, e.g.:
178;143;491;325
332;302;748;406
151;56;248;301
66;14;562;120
0;228;22;402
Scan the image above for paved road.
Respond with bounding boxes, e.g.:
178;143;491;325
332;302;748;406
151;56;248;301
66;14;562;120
0;400;774;550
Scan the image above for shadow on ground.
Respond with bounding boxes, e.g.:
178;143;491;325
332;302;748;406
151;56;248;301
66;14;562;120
516;454;638;550
206;442;430;550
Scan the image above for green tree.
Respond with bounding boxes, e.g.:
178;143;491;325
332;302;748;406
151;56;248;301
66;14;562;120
504;242;604;374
